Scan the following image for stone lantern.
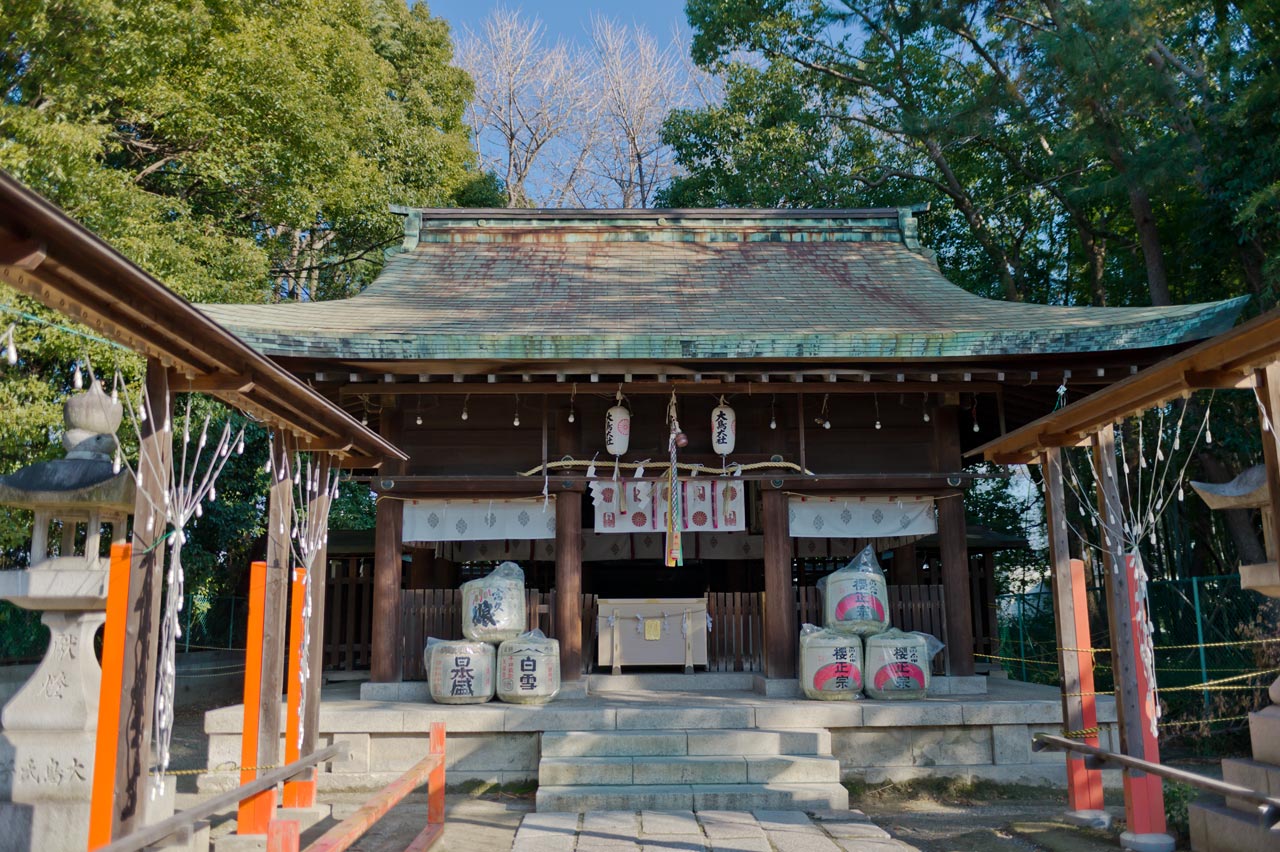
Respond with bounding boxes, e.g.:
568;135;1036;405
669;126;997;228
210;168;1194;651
0;380;134;850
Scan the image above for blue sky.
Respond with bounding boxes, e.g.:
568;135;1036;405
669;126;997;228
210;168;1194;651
423;0;691;43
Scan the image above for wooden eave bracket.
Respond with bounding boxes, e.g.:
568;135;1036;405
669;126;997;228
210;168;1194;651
1183;368;1258;390
0;235;47;270
178;372;257;394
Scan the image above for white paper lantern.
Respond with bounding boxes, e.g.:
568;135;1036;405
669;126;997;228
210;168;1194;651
711;398;736;458
605;399;631;457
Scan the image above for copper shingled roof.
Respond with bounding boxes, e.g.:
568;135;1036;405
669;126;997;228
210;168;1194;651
199;209;1247;362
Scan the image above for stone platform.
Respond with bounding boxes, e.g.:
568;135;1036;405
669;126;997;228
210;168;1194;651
199;676;1119;805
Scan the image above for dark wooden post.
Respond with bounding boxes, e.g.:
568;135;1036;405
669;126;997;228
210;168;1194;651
1093;424;1168;838
1042;448;1105;818
257;432;294;782
555;491;583;679
762;489;797;678
890;542;916;585
114;358;171;836
933;402;975;676
370;406;404;683
1256;363;1280;561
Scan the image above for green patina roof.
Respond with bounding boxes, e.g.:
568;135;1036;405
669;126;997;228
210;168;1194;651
200;209;1247;362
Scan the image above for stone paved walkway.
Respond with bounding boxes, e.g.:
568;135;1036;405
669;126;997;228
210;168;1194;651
511;809;919;852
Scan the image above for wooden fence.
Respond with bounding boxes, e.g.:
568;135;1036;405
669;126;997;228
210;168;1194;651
398;585;945;677
323;556;373;672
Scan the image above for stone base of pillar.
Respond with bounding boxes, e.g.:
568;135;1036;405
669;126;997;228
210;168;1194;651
1062;809;1111;830
1119;831;1175;852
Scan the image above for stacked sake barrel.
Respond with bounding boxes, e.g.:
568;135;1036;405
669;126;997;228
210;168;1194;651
424;562;560;705
801;545;942;701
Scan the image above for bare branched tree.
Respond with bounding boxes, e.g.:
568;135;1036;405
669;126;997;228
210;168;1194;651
458;9;716;208
457;8;590;207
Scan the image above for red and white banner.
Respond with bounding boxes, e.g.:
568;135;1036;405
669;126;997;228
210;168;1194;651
589;478;746;533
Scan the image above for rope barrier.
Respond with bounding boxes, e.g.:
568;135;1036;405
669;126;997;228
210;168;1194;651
1061;727;1101;739
517;458;812;477
1159;714;1251;729
157;763;281;777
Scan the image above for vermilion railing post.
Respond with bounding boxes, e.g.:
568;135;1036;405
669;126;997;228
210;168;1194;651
238;561;274;834
283;566;316;808
88;542;133;850
428;722;446;827
267;818;300;852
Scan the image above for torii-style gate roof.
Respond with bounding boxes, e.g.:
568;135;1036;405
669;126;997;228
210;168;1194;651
200;208;1246;364
0;171;405;468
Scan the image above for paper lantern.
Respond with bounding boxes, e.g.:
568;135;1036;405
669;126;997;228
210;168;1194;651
605;401;631;457
711;398;736;458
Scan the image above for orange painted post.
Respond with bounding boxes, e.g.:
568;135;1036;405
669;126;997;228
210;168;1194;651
88;543;133;850
283;566;316;808
238;561;275;834
428;722;446;827
1064;557;1104;814
267;818;300;852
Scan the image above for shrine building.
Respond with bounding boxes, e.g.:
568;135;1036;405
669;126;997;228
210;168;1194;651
200;208;1245;689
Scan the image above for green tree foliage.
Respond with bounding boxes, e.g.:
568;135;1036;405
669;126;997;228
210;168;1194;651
667;0;1279;309
667;0;1280;578
0;0;495;590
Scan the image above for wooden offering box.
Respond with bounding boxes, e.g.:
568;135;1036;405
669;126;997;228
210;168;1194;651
597;597;708;674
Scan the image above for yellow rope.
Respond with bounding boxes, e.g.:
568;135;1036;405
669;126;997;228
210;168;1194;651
1061;727;1101;739
1159;714;1251;729
159;763;281;776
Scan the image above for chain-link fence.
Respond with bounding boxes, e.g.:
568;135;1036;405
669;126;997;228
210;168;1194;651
995;574;1277;726
0;593;246;664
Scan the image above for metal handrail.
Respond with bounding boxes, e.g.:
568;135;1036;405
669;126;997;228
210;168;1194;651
97;741;349;852
1032;733;1280;831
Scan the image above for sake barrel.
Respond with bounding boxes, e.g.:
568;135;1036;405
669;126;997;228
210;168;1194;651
461;562;526;643
822;567;889;636
864;629;930;700
426;640;495;704
799;625;863;700
497;630;561;705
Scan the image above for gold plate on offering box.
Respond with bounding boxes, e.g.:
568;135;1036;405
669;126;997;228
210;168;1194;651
643;618;662;640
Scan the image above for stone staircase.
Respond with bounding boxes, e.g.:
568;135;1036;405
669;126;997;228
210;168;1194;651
1187;707;1280;852
535;728;849;813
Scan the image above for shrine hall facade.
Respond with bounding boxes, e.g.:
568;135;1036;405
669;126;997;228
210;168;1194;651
201;208;1246;685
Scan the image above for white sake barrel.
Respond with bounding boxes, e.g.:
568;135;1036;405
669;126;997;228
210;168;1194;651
799;625;863;700
864;629;930;700
461;562;526;643
497;631;560;705
823;568;889;636
426;640;495;704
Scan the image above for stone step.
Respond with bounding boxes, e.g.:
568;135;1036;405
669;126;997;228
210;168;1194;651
1188;799;1278;852
535;782;850;813
539;755;840;786
589;672;756;692
540;728;831;758
1220;757;1280;813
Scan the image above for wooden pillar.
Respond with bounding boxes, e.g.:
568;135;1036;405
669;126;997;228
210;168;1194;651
114;358;170;836
762;489;796;678
934;402;975;676
1256;363;1280;562
370;406;404;683
258;435;294;782
890;543;916;585
555;491;583;680
1093;425;1168;838
1042;448;1105;817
